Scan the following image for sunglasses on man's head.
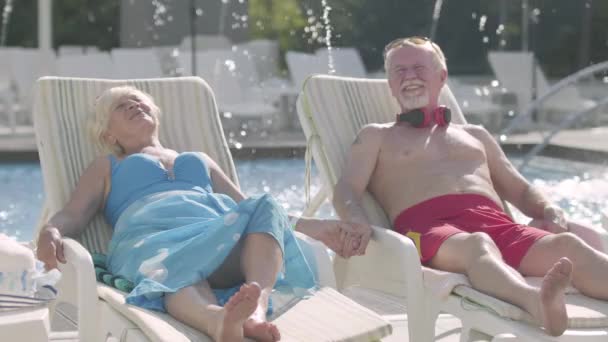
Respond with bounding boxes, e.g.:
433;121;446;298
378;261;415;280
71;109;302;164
383;36;437;59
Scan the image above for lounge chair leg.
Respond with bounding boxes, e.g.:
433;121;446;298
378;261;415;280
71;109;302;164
461;327;494;342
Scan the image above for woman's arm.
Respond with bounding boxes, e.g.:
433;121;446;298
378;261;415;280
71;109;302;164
201;153;246;202
36;156;109;269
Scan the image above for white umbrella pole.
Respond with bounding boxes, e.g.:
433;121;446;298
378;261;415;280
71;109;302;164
38;0;52;51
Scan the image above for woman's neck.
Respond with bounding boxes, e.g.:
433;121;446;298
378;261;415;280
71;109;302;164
121;137;163;156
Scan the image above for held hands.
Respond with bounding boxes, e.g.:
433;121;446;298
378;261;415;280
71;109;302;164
312;219;372;258
36;225;66;270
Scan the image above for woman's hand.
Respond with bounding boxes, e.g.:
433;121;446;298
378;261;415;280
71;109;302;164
36;225;66;270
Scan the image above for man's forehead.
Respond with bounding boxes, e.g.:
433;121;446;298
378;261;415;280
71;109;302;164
387;45;434;66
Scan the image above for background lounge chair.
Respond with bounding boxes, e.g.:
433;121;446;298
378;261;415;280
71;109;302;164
488;51;597;126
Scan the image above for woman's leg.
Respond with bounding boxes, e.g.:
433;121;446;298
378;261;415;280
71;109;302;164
240;232;283;342
165;280;261;342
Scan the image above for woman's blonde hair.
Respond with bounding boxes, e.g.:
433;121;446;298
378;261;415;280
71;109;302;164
88;85;161;155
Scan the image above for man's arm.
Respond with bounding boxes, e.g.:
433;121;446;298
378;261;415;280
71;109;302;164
466;125;567;230
332;124;384;255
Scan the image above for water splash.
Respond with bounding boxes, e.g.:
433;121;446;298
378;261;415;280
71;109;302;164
429;0;444;41
320;0;335;74
0;0;13;46
151;0;169;27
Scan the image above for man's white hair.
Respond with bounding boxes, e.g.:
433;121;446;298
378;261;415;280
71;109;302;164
383;37;447;73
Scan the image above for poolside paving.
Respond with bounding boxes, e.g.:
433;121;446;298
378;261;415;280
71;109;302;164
500;126;608;153
3;125;608;157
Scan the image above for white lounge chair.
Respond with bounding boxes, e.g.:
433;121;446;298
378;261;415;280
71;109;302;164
57;45;86;56
56;52;116;79
488;51;597;124
315;47;367;78
180;34;232;52
296;74;608;341
0;48;56;127
111;48;165;78
32;76;392;341
179;50;285;132
240;39;282;81
447;78;504;131
285;51;327;92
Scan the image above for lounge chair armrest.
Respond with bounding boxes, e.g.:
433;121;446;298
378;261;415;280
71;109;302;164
335;225;424;299
57;238;100;342
295;231;337;288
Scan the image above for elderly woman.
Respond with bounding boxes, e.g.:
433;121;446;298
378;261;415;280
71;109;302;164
36;86;365;342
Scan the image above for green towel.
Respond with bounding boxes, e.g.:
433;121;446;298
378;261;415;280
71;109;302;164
92;253;135;293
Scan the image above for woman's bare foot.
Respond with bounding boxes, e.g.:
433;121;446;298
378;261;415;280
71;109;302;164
539;257;572;336
215;283;261;342
242;288;281;342
243;310;281;342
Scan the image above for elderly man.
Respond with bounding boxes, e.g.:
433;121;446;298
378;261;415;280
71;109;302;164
332;36;608;336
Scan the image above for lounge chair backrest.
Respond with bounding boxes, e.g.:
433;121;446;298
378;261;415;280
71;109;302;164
240;39;280;81
286;51;327;91
111;48;165;78
297;75;465;227
180;34;232;52
56;53;117;79
488;51;586;111
316;47;367;78
33;77;237;253
9;49;57;108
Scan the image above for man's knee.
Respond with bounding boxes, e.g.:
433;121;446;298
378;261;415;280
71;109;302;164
464;232;499;257
550;232;588;258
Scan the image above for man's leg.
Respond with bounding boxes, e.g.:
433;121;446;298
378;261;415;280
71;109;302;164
519;232;608;299
429;232;571;336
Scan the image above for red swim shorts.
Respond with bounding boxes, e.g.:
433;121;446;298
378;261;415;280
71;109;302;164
393;193;551;269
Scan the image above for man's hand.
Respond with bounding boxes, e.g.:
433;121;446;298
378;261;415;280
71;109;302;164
298;218;372;258
323;220;372;258
529;205;569;234
36;226;66;270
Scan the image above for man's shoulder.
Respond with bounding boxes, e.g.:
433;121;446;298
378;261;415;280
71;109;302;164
459;123;491;136
352;123;390;148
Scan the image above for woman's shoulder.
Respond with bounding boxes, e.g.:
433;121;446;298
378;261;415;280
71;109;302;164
85;155;112;175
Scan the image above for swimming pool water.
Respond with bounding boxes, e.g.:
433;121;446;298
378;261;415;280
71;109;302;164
1;156;607;242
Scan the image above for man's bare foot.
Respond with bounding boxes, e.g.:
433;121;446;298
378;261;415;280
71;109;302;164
243;297;281;342
539;257;572;336
215;283;261;342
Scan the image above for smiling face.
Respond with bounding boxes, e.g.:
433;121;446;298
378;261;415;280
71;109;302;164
385;43;447;112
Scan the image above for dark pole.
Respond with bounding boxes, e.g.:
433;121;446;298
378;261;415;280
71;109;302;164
498;0;507;50
578;0;593;69
190;0;197;75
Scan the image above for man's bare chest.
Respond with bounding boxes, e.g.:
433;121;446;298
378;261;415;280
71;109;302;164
378;126;486;165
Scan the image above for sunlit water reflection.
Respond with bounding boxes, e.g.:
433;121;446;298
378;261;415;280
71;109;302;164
1;156;607;242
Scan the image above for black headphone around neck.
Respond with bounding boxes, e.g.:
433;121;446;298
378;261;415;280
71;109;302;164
396;106;451;128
